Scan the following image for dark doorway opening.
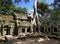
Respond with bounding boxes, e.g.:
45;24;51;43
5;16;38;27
33;25;36;32
54;27;57;32
4;25;10;35
36;27;38;32
48;28;50;32
27;27;31;32
13;27;18;36
22;28;25;33
40;27;44;32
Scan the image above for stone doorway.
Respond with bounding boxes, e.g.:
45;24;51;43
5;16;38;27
36;27;39;33
48;27;50;32
4;25;10;35
54;27;57;32
22;28;25;33
40;27;44;32
27;27;31;33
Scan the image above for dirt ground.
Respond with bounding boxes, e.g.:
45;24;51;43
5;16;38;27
0;38;60;44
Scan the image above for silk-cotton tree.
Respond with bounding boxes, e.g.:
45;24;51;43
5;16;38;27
32;0;40;33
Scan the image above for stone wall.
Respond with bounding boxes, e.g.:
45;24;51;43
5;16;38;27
0;13;32;36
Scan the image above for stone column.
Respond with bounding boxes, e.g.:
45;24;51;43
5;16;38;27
57;26;58;32
49;26;51;33
3;27;5;36
52;26;54;32
31;25;33;34
10;27;14;35
1;25;3;36
0;25;1;36
0;31;1;36
25;28;27;34
58;25;60;33
47;26;48;32
44;26;45;32
18;28;22;35
51;26;53;33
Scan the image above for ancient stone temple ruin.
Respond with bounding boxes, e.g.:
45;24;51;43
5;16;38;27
0;12;32;36
0;12;60;37
14;13;32;35
0;15;14;36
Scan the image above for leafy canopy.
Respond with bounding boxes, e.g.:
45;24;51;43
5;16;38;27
0;0;29;15
37;2;50;14
52;8;60;19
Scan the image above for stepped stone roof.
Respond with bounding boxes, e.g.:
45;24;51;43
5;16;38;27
14;12;28;20
0;15;14;27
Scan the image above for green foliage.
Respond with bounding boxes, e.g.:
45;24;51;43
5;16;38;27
0;0;12;14
14;7;27;13
0;0;29;15
37;2;50;14
52;8;60;19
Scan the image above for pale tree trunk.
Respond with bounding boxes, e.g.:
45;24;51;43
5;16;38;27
33;0;40;33
33;0;37;33
34;0;37;15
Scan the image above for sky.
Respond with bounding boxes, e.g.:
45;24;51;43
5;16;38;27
15;0;54;13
